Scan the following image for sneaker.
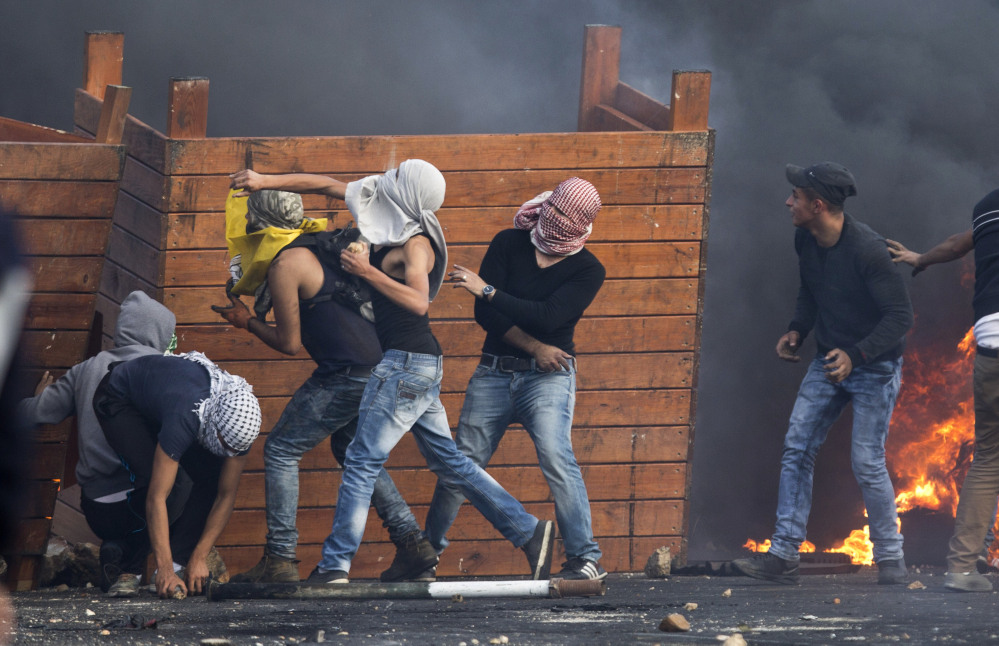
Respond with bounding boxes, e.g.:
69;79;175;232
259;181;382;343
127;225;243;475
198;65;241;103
107;572;141;598
99;540;126;593
305;566;349;584
230;550;300;584
380;532;440;583
731;552;799;584
945;571;993;592
558;558;607;580
522;520;555;580
408;565;437;582
877;558;908;585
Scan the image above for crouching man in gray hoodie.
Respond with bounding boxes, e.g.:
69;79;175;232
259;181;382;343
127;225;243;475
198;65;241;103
18;291;177;596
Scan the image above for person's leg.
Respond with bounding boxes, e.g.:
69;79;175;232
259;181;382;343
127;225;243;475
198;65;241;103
425;365;515;552
768;358;849;561
516;365;602;565
845;358;905;565
948;353;999;574
81;493;150;589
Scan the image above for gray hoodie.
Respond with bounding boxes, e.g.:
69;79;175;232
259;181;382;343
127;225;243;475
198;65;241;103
18;291;176;499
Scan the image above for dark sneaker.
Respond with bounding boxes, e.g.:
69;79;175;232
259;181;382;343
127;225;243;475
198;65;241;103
558;558;607;580
731;552;799;584
99;540;126;593
522;520;555;580
305;566;349;584
945;571;993;592
380;532;440;582
230;550;300;583
877;558;908;585
408;565;437;582
107;572;141;598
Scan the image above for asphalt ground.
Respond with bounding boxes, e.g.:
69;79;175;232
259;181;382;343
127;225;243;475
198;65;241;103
8;566;999;645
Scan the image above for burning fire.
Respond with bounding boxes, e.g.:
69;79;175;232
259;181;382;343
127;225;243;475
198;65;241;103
746;328;991;566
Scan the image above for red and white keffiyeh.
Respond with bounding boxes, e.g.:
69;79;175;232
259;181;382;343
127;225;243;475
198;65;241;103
512;177;601;256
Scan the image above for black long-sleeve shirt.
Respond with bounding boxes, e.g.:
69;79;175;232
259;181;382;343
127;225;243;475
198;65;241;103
475;229;605;357
789;213;913;366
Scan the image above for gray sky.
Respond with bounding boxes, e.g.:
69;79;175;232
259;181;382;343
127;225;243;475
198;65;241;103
3;0;998;560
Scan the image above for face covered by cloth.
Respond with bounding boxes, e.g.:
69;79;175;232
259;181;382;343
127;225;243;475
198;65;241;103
512;177;602;256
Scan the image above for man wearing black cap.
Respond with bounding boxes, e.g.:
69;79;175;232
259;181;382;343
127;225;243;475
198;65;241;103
732;162;913;585
886;188;999;592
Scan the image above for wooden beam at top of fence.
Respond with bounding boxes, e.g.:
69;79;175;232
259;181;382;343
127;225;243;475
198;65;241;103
95;85;132;144
83;31;123;100
578;25;621;132
668;70;711;131
167;77;209;139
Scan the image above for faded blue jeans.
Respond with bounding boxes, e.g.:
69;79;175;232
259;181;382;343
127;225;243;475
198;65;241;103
264;373;420;561
769;355;905;564
319;350;541;573
425;360;601;563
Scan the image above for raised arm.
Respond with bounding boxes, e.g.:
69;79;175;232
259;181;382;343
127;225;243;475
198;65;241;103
341;236;434;316
886;229;973;276
229;169;347;200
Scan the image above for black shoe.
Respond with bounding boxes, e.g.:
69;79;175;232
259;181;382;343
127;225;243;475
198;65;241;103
408;565;437;582
731;552;799;584
99;540;126;593
305;566;349;584
380;532;440;583
877;558;908;585
522;520;555;580
558;558;607;580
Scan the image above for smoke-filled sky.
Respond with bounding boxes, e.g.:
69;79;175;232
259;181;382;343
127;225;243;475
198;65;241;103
4;0;999;560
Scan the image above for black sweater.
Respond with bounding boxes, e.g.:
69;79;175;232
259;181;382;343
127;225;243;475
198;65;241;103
788;214;913;366
475;229;605;358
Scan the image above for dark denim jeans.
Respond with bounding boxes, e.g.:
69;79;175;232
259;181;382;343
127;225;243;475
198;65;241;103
769;356;904;564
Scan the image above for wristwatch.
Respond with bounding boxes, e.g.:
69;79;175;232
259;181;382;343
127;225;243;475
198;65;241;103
481;285;496;299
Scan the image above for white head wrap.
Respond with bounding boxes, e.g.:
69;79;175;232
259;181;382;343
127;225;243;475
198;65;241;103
179;351;261;457
344;159;448;299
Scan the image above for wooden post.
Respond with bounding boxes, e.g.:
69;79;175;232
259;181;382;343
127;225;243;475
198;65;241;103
94;85;132;144
668;70;712;131
82;31;123;100
167;77;210;139
578;25;621;132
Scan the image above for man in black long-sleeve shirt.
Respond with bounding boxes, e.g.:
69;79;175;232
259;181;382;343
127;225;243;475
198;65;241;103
733;162;913;586
425;177;608;580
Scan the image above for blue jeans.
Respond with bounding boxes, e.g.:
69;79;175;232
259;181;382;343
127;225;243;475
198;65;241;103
264;373;420;561
319;350;540;573
769;356;904;564
425;360;601;562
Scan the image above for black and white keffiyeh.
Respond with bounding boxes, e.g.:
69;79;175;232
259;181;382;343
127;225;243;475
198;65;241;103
179;351;261;457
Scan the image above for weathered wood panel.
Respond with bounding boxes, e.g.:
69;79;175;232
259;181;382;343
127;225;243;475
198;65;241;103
0;143;125;180
0;181;120;218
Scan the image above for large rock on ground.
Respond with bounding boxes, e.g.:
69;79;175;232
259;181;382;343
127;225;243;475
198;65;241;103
39;537;100;588
644;546;671;578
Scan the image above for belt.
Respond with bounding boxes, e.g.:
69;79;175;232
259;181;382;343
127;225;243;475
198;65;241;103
338;365;375;378
479;353;534;372
978;345;999;358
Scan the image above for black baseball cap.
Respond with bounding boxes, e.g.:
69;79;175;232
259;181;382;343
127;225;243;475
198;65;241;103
786;162;857;206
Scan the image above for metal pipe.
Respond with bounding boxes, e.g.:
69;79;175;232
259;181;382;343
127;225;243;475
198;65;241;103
207;578;605;602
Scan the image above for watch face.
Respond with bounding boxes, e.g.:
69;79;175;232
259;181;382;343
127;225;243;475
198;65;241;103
482;285;495;296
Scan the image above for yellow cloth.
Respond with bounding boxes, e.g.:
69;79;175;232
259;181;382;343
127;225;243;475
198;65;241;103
224;190;327;295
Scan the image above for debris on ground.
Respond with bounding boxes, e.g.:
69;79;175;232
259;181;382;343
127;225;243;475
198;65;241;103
658;613;690;632
722;588;732;597
684;602;698;611
721;633;748;646
908;580;926;590
644;546;671;578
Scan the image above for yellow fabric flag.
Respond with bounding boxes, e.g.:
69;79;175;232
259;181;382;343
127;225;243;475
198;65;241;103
224;189;327;295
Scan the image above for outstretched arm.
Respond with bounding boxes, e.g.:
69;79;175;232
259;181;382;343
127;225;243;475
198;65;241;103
229;169;347;200
886;229;973;276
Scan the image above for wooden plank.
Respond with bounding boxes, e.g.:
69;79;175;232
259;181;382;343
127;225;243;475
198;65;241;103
614;82;672;131
160;167;708;213
120;157;167;212
20;330;90;368
7;555;41;591
0;116;90;143
167;77;210;139
631;536;685;571
29;418;73;444
25;257;104;293
166;130;711;175
669;70;712;132
0;180;119;218
10;518;50;555
592;104;650;132
106;225;162;286
24;294;96;330
82;31;123;99
29;444;68;480
14;218;111;256
633;500;686;536
74;89;167;172
113;192;166;249
95;84;132;145
0;143;125;181
24;480;60;519
578;25;622;132
97;263;158;310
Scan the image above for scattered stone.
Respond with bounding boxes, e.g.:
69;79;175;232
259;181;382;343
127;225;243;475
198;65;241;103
315;628;325;642
85;608;96;616
100;630;111;636
658;613;690;632
684;602;698;611
801;614;818;620
39;537;101;588
489;639;501;645
54;584;70;592
721;588;732;598
907;581;926;590
721;634;748;646
833;598;841;604
452;594;465;603
171;585;187;600
644;546;672;578
200;639;233;646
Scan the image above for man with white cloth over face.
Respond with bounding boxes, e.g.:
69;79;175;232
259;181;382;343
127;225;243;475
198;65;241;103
229;161;555;583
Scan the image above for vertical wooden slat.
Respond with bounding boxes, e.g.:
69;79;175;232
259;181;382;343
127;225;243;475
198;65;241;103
94;85;132;144
167;77;210;139
577;25;621;132
668;71;712;131
82;31;123;100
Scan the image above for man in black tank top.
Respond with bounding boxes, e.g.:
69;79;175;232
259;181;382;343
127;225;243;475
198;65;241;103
214;188;433;584
229;162;556;583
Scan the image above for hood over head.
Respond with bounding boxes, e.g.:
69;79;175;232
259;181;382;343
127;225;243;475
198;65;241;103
113;291;176;352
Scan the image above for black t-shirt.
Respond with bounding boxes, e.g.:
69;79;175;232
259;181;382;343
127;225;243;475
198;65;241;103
368;237;442;356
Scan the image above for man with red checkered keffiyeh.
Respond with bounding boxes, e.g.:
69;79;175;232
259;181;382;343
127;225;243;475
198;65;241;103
425;177;609;580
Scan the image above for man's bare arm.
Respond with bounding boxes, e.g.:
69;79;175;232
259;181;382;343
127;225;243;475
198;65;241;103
886;229;973;276
341;237;434;315
147;445;184;598
229;169;347;199
183;456;247;596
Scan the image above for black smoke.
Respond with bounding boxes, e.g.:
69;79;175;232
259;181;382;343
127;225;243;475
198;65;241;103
3;0;998;560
